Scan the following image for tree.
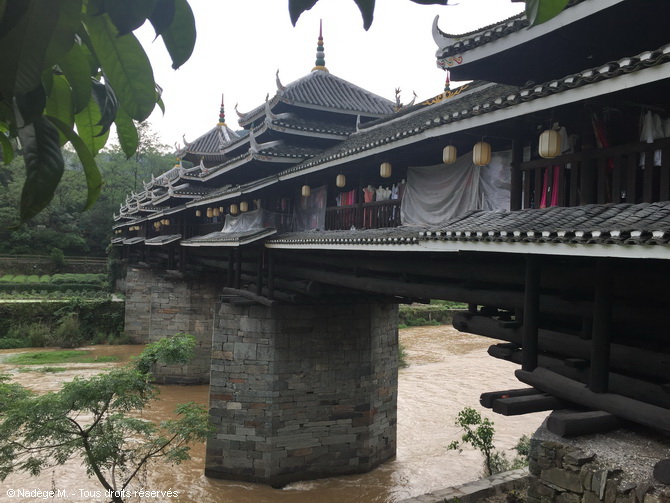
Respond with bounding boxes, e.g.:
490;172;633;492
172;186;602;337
0;333;211;503
0;0;196;224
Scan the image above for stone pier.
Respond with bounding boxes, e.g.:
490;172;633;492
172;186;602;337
123;267;220;384
205;301;399;486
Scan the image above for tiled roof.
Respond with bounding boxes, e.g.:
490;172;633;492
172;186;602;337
176;124;241;159
267;202;670;255
278;43;670;178
269;116;354;137
181;228;277;247
145;234;182;246
237;71;395;126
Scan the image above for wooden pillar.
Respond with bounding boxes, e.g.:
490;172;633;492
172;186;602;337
256;248;264;296
522;255;540;371
267;250;275;299
589;260;613;393
510;137;524;211
227;249;234;288
234;248;242;290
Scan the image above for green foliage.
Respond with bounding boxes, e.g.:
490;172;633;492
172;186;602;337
449;408;531;477
5;350;118;365
0;0;196;223
134;332;196;374
398;342;409;368
0;334;210;499
288;0;567;30
49;313;82;348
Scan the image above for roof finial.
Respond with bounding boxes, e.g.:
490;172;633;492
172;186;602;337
312;19;329;73
217;93;226;126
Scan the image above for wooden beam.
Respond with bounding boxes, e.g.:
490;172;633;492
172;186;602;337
480;388;542;408
455;313;670;382
515;368;670;432
492;393;567;416
546;410;621;437
221;287;275;307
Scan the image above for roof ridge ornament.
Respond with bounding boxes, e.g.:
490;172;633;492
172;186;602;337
217;93;226;126
276;69;286;92
234;103;245;118
311;19;329;73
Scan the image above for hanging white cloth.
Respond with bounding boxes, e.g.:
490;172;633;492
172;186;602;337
400;150;511;226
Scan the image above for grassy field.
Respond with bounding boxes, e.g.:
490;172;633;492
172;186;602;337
4;350;119;365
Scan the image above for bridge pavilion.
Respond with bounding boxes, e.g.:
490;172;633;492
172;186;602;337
113;1;670;494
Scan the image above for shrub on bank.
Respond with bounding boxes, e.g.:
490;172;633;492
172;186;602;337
398;301;467;327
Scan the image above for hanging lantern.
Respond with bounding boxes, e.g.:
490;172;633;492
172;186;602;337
336;174;346;188
539;129;561;159
219;206;224;213
473;141;492;166
443;145;457;164
195;209;202;217
164;219;170;225
213;208;220;217
240;201;249;212
380;161;392;178
301;185;311;197
206;207;213;218
230;203;238;215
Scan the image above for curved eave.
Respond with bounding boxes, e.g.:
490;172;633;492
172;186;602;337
145;234;182;246
181;228;277;247
267;120;349;140
436;0;620;61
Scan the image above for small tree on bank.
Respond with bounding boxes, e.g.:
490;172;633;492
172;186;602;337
0;333;210;503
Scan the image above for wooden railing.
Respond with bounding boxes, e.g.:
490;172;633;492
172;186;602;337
0;254;107;266
519;138;670;209
325;199;401;230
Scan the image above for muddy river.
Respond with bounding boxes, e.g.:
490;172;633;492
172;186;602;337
0;326;547;502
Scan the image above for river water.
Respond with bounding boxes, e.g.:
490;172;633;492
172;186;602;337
0;326;547;503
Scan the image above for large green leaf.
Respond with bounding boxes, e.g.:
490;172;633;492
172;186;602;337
148;0;176;36
90;78;118;136
288;0;318;26
353;0;375;30
83;12;156;121
159;0;196;70
104;0;157;36
47;115;102;210
0;131;13;165
59;40;92;114
17;115;64;224
74;97;108;155
45;74;74;145
114;107;138;159
15;84;46;127
525;0;569;27
43;0;81;69
0;0;62;100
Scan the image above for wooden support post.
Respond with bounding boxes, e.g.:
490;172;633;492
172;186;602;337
235;249;242;290
590;260;613;393
227;249;234;288
267;250;275;299
256;248;264;296
522;255;540;371
510;137;523;211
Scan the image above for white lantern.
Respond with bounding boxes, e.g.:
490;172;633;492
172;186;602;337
206;208;213;218
230;204;238;215
301;185;311;197
240;201;249;212
473;141;491;166
443;145;457;164
336;174;346;188
380;161;392;178
539;129;561;159
213;208;220;217
195;209;201;217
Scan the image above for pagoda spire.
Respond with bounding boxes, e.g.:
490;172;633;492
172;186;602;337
311;20;329;73
217;94;226;126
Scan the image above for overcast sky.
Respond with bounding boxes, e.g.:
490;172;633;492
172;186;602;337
135;0;524;148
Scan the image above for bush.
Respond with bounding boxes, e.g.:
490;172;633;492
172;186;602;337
50;248;65;269
48;314;82;348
